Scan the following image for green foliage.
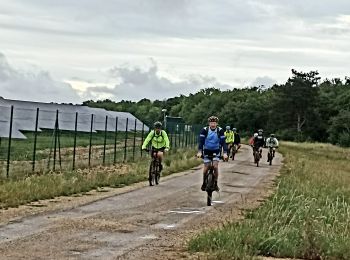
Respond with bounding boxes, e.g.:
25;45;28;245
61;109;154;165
84;70;350;146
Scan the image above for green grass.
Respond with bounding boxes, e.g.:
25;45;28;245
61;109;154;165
0;148;200;208
189;142;350;259
0;130;133;161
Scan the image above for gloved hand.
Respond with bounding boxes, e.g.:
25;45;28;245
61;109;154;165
196;152;202;158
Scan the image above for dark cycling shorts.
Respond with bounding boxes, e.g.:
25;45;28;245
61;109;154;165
203;149;220;164
151;147;166;153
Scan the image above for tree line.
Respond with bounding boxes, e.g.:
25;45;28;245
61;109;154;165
83;70;350;147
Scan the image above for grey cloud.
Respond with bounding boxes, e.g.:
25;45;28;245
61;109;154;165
83;61;232;101
251;76;277;87
0;53;81;103
6;0;348;39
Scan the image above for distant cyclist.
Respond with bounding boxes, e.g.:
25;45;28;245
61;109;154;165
266;134;279;161
142;121;170;174
253;129;265;158
232;127;241;151
224;126;234;158
197;116;228;192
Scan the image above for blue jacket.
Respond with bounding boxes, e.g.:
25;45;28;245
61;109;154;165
198;127;228;153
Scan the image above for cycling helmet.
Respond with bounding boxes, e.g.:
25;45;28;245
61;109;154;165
226;126;231;130
270;133;275;137
153;121;162;128
258;129;263;133
208;116;219;123
232;128;237;132
254;133;258;137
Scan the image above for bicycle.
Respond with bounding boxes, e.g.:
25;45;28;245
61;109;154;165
253;146;261;167
202;154;219;206
267;146;276;166
145;149;161;186
231;144;238;160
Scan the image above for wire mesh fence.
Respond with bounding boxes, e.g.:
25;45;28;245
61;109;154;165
0;106;201;180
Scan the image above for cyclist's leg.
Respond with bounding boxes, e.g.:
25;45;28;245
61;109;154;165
202;162;210;191
259;147;262;158
213;153;220;190
155;148;165;171
227;143;232;157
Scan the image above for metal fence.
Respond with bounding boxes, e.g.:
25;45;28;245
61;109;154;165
0;106;201;179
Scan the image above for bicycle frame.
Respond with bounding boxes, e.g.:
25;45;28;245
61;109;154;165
203;154;218;206
146;149;161;186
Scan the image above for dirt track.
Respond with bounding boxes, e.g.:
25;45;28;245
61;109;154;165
0;145;282;259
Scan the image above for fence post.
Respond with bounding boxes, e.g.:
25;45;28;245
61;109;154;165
88;114;94;168
124;118;129;162
114;117;118;164
140;123;145;157
174;125;177;149
6;106;14;178
182;125;185;148
72;112;78;170
170;128;173;148
103;115;108;165
133;119;137;161
53;110;59;171
32;108;39;173
57;118;62;171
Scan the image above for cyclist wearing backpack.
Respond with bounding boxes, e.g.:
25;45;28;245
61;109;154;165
142;121;170;173
232;128;241;151
197;116;228;192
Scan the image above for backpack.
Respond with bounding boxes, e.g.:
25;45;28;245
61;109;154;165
203;127;222;139
151;130;164;141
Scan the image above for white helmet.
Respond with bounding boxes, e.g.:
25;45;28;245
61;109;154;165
254;133;258;137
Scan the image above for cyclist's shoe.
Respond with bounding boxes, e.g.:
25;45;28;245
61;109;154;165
214;181;220;192
267;158;270;162
201;182;206;191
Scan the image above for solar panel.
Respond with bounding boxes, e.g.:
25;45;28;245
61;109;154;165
0;97;149;139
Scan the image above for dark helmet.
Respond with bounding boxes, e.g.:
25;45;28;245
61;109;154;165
208;116;219;123
153;121;163;128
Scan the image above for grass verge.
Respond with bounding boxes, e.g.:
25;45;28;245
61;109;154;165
189;142;350;259
0;148;200;208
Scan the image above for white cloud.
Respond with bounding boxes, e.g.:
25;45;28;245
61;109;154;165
82;60;232;101
0;53;81;103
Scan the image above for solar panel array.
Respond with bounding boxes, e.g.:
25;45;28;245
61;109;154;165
0;97;149;139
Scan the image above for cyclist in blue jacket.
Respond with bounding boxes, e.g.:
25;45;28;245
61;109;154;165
197;116;228;191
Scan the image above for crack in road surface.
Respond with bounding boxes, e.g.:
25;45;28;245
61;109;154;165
0;145;282;259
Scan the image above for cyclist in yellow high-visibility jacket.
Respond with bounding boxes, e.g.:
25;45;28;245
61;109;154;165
142;121;170;173
224;126;234;157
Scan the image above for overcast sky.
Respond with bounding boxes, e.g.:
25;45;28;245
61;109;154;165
1;0;350;103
